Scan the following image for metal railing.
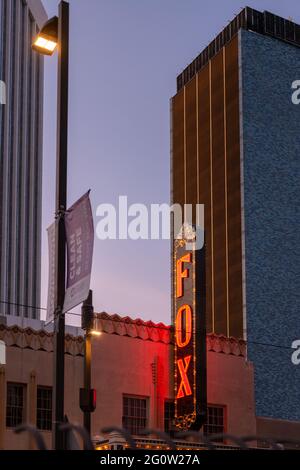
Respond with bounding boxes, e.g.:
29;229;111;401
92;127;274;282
11;423;300;450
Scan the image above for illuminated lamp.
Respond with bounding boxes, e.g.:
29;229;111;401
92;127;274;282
32;16;58;55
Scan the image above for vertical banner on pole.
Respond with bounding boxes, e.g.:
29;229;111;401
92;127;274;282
46;221;57;323
63;191;94;313
0;341;6;365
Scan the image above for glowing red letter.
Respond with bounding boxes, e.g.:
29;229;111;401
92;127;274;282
176;355;192;399
176;253;192;298
176;304;192;348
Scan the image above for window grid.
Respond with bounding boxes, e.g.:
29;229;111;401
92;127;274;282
203;405;225;436
36;386;52;431
6;383;24;428
122;396;147;436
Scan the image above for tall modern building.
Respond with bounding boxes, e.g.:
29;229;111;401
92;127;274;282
0;0;47;318
171;8;300;421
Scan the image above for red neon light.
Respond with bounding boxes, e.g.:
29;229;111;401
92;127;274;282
92;389;97;409
176;355;192;399
176;253;192;298
175;304;192;348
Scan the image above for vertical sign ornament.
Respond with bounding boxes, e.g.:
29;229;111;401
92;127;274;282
173;231;207;430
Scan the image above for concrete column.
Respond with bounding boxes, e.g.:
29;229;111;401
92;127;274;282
150;357;158;429
0;366;6;449
28;370;37;450
156;357;165;431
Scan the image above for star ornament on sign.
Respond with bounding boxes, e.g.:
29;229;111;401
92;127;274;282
182;223;197;243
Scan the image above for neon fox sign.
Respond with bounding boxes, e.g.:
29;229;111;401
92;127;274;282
174;236;207;430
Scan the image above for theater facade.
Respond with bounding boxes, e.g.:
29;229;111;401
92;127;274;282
1;312;298;450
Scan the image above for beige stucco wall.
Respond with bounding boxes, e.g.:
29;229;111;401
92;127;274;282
207;350;256;436
90;333;172;435
0;325;257;449
0;347;83;450
90;333;256;438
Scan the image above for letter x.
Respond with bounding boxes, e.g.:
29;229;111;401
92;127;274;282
176;355;192;399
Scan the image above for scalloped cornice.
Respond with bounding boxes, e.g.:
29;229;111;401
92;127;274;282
0;314;246;357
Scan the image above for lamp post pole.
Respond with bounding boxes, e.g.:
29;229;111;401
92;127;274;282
81;290;94;436
84;332;92;435
52;0;69;451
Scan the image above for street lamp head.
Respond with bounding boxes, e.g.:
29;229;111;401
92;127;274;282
32;16;58;55
90;330;101;337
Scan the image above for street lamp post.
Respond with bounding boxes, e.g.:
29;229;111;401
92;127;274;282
33;0;69;450
82;291;93;435
80;290;98;437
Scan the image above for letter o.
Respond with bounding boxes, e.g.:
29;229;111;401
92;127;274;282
176;304;192;348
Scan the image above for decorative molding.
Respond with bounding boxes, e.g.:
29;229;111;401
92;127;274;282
0;314;246;358
94;313;246;356
207;334;246;357
0;324;84;357
93;313;171;345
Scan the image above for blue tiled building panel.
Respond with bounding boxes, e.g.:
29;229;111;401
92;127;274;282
240;29;300;420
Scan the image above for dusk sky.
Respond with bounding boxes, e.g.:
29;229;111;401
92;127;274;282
41;0;300;326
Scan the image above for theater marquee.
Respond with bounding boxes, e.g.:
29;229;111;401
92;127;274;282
173;236;207;430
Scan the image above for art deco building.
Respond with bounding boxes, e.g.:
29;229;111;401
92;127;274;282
1;312;300;450
0;0;47;318
0;313;258;450
171;8;300;420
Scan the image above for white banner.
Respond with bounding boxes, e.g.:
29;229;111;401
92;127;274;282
63;191;94;313
0;340;5;365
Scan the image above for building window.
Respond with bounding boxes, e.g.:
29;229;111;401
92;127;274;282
203;405;225;436
122;396;147;436
37;386;52;431
6;383;25;428
164;400;175;433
